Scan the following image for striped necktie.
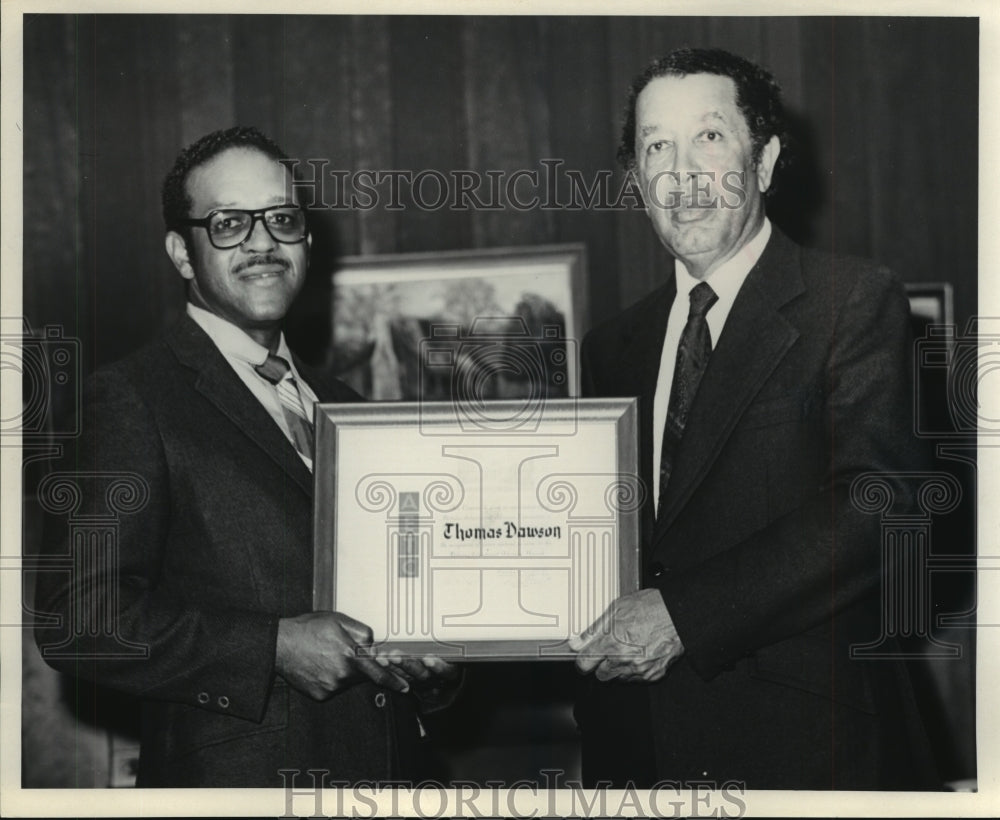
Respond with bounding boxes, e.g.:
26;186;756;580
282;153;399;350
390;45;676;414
254;353;315;464
657;281;718;515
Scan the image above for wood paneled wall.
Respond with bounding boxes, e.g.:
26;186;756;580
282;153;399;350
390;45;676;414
23;14;978;373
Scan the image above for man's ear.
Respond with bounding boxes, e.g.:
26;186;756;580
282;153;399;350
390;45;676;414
165;231;195;281
755;135;781;194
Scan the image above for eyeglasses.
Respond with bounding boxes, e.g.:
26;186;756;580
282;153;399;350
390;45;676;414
174;205;308;250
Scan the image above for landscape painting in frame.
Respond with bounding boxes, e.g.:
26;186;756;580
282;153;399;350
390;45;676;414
330;245;588;403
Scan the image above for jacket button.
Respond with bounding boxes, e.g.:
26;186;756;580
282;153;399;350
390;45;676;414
218;696;230;708
374;692;387;708
197;692;210;704
650;562;667;578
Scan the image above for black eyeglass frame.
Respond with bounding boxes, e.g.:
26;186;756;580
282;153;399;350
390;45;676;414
172;205;309;250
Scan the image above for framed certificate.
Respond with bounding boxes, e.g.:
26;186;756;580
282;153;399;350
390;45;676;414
313;398;641;660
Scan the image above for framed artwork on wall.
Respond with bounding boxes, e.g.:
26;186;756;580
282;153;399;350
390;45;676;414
905;282;954;330
329;244;588;402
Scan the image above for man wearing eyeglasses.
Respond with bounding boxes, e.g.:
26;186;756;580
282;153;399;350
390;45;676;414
35;126;457;787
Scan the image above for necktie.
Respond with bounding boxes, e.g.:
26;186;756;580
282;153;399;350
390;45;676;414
255;354;315;464
658;281;718;515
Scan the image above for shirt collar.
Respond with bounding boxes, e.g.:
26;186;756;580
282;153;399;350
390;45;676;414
674;217;772;300
186;303;292;368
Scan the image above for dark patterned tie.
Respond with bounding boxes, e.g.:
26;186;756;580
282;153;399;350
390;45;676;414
254;354;315;463
657;281;718;515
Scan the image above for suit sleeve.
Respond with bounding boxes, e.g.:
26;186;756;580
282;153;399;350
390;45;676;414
33;368;280;722
655;268;923;679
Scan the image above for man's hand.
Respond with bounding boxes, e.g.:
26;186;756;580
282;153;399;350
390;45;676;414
374;650;463;714
276;611;410;700
568;589;684;683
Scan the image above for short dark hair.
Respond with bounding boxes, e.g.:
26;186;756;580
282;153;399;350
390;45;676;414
161;126;289;231
617;48;788;175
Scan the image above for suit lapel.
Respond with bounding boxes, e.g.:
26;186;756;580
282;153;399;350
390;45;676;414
167;316;315;497
617;282;677;543
652;229;805;541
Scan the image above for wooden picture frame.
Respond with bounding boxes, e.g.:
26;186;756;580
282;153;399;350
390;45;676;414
329;244;588;402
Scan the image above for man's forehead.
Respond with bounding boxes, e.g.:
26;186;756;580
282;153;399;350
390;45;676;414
186;147;293;207
636;72;740;121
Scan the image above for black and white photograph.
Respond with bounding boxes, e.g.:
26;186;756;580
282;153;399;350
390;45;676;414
1;3;995;817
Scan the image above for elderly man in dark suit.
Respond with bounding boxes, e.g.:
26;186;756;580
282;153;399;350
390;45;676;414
569;49;940;790
34;126;456;787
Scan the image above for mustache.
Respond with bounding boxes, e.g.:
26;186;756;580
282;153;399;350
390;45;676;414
233;254;290;275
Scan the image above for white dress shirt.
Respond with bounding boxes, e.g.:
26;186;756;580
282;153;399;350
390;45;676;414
187;303;318;467
651;218;772;511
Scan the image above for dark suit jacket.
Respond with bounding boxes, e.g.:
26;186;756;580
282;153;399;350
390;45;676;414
34;316;423;787
576;228;940;789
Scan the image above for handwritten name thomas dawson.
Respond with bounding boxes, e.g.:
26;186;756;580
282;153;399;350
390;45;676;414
442;522;563;541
